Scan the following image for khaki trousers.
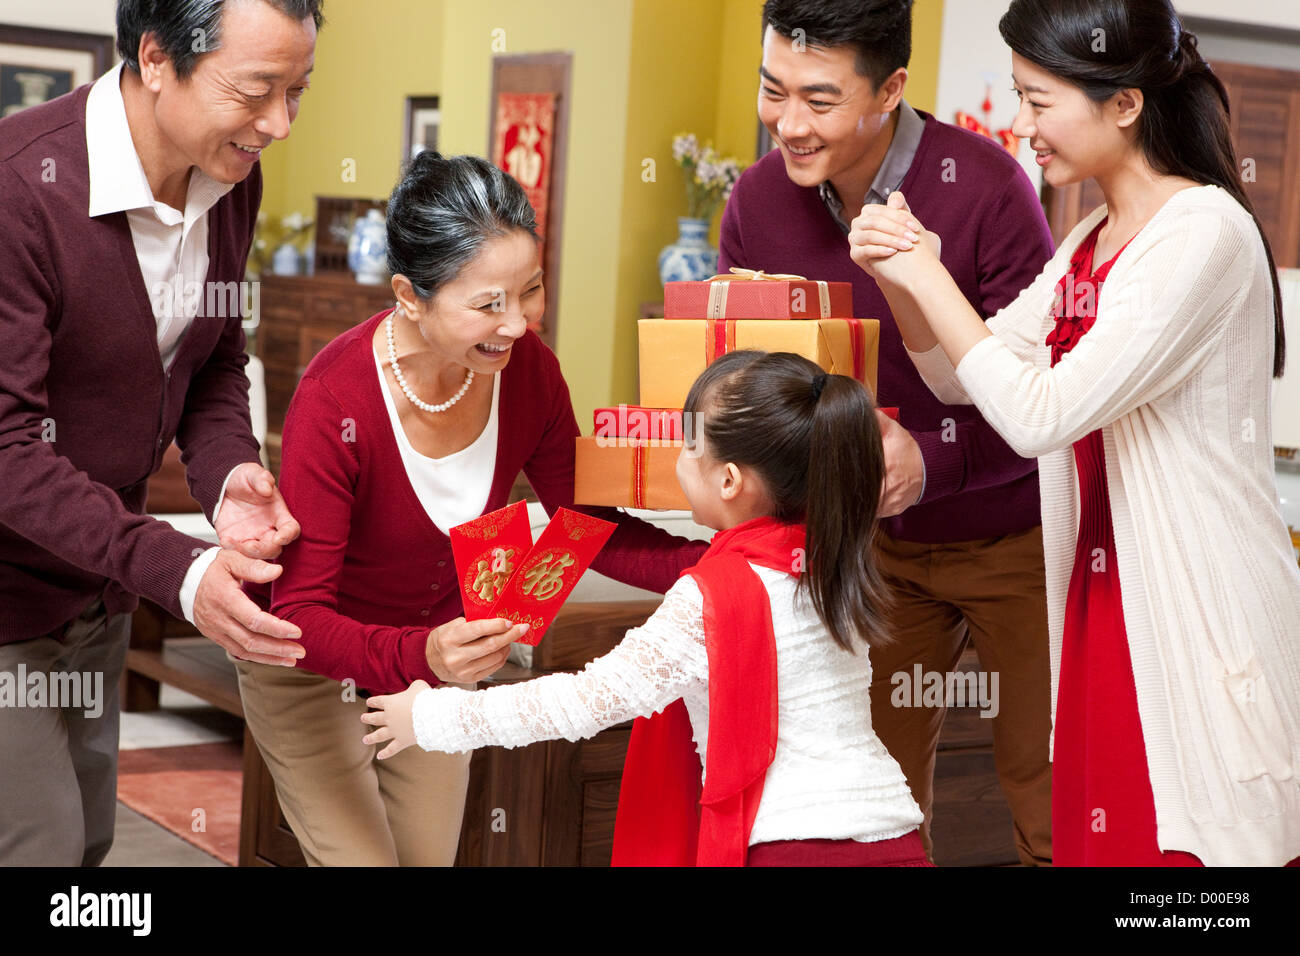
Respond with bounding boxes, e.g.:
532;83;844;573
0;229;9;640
867;527;1053;866
234;658;470;866
0;602;129;866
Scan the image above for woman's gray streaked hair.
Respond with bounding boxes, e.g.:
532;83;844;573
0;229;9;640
386;152;540;300
116;0;325;78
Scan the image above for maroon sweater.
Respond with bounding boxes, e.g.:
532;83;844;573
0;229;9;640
720;110;1055;543
269;311;709;695
0;85;262;642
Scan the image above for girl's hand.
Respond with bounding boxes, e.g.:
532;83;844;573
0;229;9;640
425;616;530;683
361;680;428;759
847;191;941;283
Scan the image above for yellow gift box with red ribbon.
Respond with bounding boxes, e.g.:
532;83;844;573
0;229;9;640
573;437;690;511
637;317;879;409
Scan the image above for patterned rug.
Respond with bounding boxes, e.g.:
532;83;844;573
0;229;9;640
116;741;243;866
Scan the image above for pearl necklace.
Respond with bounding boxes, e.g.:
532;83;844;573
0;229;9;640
386;313;474;413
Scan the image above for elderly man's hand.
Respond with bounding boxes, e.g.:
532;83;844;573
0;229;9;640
192;549;305;666
215;462;301;560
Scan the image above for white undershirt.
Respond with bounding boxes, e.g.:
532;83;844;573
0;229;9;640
373;348;500;536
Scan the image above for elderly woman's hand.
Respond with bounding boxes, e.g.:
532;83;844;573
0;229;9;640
425;616;528;683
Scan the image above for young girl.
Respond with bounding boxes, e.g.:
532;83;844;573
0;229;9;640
848;0;1300;867
362;350;929;866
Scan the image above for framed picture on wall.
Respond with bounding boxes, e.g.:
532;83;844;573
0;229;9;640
403;95;440;163
0;24;114;118
487;52;571;351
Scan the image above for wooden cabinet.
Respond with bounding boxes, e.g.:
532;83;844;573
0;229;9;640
256;274;395;474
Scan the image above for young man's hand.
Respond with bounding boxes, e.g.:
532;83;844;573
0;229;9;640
876;409;926;518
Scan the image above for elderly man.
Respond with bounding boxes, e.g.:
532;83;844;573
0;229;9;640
0;0;322;866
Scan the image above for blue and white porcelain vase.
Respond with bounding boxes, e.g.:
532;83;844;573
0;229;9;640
658;216;718;285
271;242;301;276
348;209;389;285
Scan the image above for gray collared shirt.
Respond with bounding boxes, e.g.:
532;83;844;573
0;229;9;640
820;99;924;234
819;99;928;503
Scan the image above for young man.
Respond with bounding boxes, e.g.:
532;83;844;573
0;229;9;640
719;0;1055;864
0;0;321;865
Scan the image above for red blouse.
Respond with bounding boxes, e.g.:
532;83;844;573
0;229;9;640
268;311;709;694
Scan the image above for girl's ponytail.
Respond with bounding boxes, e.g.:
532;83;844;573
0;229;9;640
681;350;892;651
804;373;892;651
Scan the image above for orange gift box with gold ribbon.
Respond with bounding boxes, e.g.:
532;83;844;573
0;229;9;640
637;317;879;409
573;437;691;511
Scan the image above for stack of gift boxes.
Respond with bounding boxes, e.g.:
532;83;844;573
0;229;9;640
574;270;882;511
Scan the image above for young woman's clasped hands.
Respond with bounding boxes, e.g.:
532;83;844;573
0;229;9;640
848;190;994;372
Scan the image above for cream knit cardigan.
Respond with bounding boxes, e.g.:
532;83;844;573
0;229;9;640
907;185;1300;866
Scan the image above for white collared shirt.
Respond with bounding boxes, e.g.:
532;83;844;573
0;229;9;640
86;63;235;369
86;63;241;623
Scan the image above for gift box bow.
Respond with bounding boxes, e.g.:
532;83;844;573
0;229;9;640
701;267;834;320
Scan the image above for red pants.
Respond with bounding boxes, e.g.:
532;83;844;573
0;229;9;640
747;830;933;866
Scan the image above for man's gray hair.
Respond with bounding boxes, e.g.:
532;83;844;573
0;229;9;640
116;0;325;78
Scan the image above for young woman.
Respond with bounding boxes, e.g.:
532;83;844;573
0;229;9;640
363;351;929;867
233;152;707;866
847;0;1300;866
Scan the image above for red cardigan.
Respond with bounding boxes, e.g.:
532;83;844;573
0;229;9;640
270;311;709;694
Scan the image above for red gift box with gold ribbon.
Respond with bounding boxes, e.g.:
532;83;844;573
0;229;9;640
664;268;853;320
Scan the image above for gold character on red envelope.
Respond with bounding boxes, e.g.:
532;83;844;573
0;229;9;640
470;546;517;603
449;505;617;646
520;549;575;601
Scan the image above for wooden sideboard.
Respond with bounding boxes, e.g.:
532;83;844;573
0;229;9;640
256;273;396;474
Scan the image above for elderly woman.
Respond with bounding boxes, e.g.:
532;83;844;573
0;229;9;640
234;151;706;866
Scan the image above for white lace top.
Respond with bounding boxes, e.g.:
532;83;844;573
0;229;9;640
412;562;923;846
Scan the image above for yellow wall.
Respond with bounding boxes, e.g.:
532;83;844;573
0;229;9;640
714;0;765;164
438;0;635;426
259;0;446;221
259;0;944;428
608;0;729;410
909;0;944;114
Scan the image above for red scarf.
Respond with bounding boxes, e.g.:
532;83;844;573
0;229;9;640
611;516;806;866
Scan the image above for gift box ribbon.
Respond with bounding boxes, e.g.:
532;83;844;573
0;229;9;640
703;267;832;320
704;318;867;382
630;442;648;509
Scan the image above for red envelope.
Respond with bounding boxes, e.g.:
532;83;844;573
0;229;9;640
488;508;616;645
449;501;533;620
